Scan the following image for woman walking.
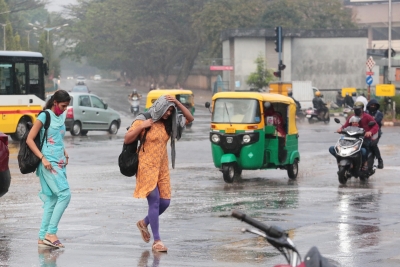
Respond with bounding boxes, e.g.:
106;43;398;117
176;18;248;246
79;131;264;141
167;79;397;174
26;90;71;248
124;95;194;252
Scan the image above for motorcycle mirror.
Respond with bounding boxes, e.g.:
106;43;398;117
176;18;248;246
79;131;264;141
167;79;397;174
205;102;210;108
334;118;341;124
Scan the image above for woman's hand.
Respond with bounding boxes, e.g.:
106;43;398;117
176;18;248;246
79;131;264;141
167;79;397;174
165;95;178;104
42;157;53;171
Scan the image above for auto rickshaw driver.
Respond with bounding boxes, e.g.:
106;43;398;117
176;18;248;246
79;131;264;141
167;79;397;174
264;101;287;163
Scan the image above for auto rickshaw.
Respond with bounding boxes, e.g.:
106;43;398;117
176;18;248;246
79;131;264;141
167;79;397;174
145;89;195;128
205;92;300;183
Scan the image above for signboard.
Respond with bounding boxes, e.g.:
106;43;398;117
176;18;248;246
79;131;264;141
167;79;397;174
366;71;374;75
366;76;373;85
210;66;234;71
375;84;396;97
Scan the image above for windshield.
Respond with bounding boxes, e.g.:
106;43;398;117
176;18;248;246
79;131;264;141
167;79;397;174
212;98;261;124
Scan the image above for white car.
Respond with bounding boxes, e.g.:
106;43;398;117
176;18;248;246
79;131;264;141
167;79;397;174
67;76;74;80
76;76;86;85
94;75;101;81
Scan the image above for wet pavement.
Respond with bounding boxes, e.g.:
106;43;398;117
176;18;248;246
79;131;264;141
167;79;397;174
1;80;400;266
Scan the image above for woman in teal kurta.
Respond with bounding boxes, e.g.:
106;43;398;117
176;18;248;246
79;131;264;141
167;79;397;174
27;90;71;248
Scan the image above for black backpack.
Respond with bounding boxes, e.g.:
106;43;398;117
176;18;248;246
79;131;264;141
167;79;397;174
118;112;151;177
18;111;51;174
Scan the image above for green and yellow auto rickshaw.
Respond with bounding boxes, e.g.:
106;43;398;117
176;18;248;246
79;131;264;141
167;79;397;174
205;92;300;183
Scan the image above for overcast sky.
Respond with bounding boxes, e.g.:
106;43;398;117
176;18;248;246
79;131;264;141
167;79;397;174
47;0;77;12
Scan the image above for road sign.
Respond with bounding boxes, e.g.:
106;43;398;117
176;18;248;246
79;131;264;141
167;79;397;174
376;84;395;97
366;71;374;75
366;56;375;70
366;76;373;85
210;66;234;71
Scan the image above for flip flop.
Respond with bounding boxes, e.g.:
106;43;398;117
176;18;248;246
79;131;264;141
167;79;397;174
43;239;65;248
137;220;151;243
152;241;168;253
38;240;53;248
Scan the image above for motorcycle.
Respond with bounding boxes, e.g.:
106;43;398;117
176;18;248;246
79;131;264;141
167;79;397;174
332;118;376;184
231;210;336;267
305;105;330;124
129;96;140;116
342;105;352;119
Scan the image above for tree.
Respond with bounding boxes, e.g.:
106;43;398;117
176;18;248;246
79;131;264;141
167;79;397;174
246;54;274;90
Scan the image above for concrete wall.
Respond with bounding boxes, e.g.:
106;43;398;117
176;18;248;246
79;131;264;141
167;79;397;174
290;37;366;90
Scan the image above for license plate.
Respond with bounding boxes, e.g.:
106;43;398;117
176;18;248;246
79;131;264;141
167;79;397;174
225;128;235;134
306;115;311;118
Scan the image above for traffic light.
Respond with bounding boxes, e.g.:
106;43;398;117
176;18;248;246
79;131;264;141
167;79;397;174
274;26;282;53
273;70;281;78
278;63;286;71
384;48;396;58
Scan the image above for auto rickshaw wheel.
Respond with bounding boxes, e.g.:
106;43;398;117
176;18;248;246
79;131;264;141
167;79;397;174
222;164;236;183
287;159;299;180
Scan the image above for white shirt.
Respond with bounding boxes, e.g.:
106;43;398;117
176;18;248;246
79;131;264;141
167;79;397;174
355;96;368;111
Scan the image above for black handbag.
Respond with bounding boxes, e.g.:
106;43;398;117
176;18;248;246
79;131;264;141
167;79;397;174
118;113;151;177
18;111;51;174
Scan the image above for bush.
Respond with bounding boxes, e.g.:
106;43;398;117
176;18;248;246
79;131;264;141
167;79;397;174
379;95;400;115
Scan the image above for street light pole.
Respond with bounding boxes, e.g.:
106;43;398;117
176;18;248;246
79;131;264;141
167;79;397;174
25;30;32;50
388;0;392;82
0;24;6;50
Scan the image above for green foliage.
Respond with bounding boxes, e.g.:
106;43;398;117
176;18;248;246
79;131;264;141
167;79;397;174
246;55;274;89
260;0;356;29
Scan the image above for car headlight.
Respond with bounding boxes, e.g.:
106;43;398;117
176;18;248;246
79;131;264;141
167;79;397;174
243;134;251;143
211;134;220;143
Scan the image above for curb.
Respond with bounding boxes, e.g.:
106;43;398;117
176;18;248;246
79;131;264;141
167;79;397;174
383;121;400;127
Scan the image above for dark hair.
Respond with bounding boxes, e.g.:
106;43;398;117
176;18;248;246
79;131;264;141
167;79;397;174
162;115;172;137
44;90;71;110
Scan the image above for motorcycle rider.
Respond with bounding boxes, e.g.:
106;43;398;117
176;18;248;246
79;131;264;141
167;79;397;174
288;91;301;111
129;88;142;100
366;99;384;169
329;101;379;171
312;91;328;120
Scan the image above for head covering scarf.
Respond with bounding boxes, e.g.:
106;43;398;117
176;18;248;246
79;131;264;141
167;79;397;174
133;95;185;168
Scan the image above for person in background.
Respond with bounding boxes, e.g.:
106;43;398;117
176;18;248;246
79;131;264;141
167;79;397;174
344;93;354;107
351;92;357;104
366;99;384;169
26;90;71;248
336;91;344;107
288;91;301;111
124;95;194;252
264;102;286;162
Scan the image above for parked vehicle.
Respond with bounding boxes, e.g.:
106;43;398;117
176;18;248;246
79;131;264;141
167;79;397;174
71;85;90;93
0;132;11;197
205;91;300;183
65;92;121;136
305;106;330;124
269;81;320;110
146;89;195;128
93;75;101;81
231;210;336;267
332;118;376;184
129;96;140;116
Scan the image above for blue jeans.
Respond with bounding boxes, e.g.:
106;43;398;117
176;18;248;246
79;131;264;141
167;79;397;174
329;146;366;163
39;188;71;240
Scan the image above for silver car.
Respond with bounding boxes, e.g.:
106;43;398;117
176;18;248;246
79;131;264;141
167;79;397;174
65;92;121;136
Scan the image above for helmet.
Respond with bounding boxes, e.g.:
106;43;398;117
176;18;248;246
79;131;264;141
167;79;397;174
315;91;321;97
288;91;293;97
349;116;361;123
353;101;364;110
132;89;137;93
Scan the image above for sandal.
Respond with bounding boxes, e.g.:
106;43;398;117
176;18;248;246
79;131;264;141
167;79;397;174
38;239;53;248
43;235;65;248
152;241;168;252
137;220;151;243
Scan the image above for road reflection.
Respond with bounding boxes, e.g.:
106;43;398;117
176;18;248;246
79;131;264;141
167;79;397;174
337;183;381;264
38;247;64;267
137;250;164;267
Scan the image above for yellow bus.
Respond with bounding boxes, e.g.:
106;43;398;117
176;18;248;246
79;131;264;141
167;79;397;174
0;51;48;141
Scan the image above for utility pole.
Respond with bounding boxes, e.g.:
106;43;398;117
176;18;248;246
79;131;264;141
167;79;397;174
388;0;392;82
0;24;6;50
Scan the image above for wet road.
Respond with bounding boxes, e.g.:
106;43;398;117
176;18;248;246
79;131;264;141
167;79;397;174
1;80;400;266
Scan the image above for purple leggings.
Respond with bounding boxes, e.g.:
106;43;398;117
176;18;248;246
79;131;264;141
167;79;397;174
143;186;170;241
